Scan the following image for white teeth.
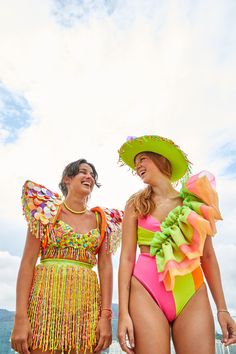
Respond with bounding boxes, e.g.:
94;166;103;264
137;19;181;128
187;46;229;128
82;182;90;186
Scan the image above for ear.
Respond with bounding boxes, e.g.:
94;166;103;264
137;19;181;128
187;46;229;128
159;155;167;164
63;176;72;186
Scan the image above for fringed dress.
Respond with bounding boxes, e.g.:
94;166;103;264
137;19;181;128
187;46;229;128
21;180;123;353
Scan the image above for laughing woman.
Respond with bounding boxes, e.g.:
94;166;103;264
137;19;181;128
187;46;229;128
11;159;123;354
117;135;236;354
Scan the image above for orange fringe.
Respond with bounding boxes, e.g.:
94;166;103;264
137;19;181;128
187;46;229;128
28;262;101;353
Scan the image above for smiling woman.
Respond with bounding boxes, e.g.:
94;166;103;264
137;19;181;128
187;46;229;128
10;158;123;354
117;135;236;354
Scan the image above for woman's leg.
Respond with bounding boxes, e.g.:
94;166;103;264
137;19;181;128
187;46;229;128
129;276;171;354
31;350;61;353
32;350;99;354
71;351;101;354
172;283;215;354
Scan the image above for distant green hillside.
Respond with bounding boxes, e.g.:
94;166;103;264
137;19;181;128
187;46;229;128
0;306;119;354
0;309;15;354
1;307;228;354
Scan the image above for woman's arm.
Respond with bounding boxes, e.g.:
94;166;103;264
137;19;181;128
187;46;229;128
118;201;137;354
11;228;40;354
94;238;113;353
201;237;236;346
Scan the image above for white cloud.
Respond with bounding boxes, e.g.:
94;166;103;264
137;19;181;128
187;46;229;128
0;252;20;310
207;244;236;323
214;244;236;313
0;0;235;312
0;127;10;142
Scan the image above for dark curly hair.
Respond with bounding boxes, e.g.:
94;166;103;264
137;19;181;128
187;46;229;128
59;159;101;196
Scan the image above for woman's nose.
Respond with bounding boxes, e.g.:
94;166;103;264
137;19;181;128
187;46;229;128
135;161;142;170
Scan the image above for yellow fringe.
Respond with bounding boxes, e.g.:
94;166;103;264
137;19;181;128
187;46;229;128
28;262;101;353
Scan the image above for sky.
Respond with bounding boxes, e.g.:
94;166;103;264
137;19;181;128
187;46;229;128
0;0;236;321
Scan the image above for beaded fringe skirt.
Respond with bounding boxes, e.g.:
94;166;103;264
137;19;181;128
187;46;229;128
28;260;101;353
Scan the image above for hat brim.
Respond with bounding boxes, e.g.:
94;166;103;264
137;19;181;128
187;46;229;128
118;136;189;182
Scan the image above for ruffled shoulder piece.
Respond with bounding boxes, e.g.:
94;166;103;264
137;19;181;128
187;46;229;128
22;180;63;247
91;207;123;254
180;171;222;229
150;171;222;291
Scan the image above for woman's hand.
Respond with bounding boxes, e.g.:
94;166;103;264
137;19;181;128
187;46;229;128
218;311;236;346
11;315;32;354
118;313;135;354
94;317;112;352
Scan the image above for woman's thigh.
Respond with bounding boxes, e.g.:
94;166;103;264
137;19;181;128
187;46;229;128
32;349;98;354
65;350;101;354
71;351;101;354
172;283;215;354
129;276;171;354
31;351;61;353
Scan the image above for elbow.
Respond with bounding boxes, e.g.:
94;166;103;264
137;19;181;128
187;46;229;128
201;252;212;262
118;255;136;276
201;251;218;272
201;253;212;268
202;239;216;263
202;247;216;262
98;258;113;274
120;247;136;264
119;256;135;273
20;253;39;270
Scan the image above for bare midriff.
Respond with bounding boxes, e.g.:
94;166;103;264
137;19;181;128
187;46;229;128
139;245;151;253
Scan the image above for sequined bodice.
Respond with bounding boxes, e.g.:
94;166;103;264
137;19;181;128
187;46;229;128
40;219;101;266
22;180;123;266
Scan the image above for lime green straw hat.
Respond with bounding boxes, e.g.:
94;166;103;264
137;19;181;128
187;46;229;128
118;135;191;182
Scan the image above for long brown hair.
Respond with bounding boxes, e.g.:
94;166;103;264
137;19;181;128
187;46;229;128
129;152;172;217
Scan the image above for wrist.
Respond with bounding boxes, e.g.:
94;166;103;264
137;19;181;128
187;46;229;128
100;316;112;321
101;308;112;320
14;315;29;325
15;313;29;321
217;309;230;316
118;310;129;317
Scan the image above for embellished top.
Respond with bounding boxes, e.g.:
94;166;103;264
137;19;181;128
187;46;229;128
139;171;222;291
22;180;123;267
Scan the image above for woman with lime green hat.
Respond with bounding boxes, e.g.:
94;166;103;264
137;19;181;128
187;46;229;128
117;135;236;354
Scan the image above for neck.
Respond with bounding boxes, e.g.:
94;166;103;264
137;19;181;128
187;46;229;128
150;179;178;199
63;202;87;214
64;195;87;212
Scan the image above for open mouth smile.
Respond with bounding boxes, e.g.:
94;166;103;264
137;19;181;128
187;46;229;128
81;181;91;187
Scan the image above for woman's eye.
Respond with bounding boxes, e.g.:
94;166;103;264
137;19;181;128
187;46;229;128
78;170;95;179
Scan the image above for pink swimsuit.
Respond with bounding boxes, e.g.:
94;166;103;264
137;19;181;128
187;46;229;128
133;215;204;322
132;171;222;322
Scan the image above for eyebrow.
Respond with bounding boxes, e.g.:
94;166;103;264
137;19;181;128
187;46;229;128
79;168;94;174
135;154;146;163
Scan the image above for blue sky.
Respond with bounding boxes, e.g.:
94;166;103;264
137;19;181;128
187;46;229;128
0;0;236;315
0;83;32;144
53;0;117;26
